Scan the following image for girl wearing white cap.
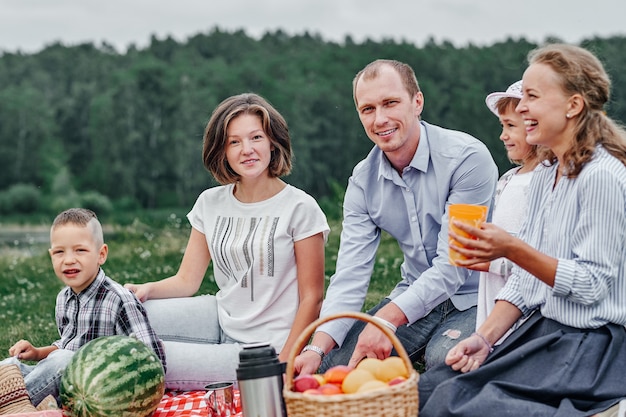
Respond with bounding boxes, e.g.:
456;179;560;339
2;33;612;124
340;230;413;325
475;80;540;340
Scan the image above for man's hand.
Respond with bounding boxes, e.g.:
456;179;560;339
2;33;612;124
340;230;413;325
347;323;393;367
347;303;407;367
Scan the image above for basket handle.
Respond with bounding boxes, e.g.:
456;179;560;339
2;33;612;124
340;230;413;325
284;311;413;391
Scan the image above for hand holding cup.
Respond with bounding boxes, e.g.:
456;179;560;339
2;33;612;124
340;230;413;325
448;204;487;266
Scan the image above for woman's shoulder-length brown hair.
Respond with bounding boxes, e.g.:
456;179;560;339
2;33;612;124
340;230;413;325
202;93;292;185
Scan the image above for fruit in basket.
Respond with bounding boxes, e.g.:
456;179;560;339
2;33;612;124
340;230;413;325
312;373;326;385
318;383;343;395
323;365;352;385
376;356;409;382
292;357;412;395
60;335;165;417
341;368;376;394
302;388;323;395
388;376;408;386
356;379;389;393
293;374;321;393
355;357;383;375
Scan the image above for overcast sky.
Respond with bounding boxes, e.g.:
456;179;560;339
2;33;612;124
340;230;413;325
1;0;625;54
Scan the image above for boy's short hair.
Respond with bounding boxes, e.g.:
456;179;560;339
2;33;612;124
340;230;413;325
51;208;104;247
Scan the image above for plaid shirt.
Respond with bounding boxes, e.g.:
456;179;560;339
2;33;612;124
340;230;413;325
54;268;166;370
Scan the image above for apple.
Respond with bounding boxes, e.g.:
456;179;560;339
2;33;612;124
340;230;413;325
293;374;321;393
302;388;323;395
388;376;407;386
318;383;343;395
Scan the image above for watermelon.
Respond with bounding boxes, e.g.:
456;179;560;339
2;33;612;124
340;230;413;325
60;335;165;417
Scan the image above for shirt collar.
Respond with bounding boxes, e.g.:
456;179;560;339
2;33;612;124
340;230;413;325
378;122;430;179
71;268;106;299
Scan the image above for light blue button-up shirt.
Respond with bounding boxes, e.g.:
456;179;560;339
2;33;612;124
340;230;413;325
319;121;498;346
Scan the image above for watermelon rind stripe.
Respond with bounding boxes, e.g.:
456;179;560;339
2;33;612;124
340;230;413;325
60;335;165;417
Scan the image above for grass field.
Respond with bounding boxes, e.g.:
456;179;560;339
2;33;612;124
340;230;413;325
0;210;403;357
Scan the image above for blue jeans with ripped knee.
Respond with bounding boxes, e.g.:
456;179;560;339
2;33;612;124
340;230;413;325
319;298;476;372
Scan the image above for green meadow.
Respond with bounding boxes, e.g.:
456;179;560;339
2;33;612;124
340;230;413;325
0;210;402;357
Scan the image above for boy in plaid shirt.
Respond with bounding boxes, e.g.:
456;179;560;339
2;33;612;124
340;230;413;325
0;208;165;407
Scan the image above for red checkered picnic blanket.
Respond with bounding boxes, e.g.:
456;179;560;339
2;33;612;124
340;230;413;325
6;391;243;417
153;390;242;417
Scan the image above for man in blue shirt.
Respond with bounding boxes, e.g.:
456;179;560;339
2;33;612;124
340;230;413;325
294;59;498;374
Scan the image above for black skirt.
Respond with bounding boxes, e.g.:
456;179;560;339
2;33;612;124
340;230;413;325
419;312;626;417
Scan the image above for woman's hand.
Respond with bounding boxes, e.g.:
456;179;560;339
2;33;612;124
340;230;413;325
445;333;491;373
464;261;490;272
293;350;324;376
124;282;151;302
449;222;516;267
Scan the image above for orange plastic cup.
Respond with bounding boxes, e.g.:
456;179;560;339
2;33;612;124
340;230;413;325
448;204;488;266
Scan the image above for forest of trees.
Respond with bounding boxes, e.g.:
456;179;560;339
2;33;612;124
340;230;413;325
1;28;625;215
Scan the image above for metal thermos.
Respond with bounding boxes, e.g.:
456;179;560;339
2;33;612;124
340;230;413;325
236;343;287;417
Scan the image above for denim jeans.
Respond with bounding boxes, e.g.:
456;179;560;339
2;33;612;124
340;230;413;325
143;295;242;391
320;298;476;372
0;348;74;407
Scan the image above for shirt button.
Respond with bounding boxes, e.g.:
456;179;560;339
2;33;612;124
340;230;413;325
411;216;417;222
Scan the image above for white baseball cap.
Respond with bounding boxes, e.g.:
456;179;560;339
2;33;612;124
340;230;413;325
485;80;522;116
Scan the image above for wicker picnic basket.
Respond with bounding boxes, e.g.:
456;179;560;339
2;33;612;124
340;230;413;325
283;311;419;417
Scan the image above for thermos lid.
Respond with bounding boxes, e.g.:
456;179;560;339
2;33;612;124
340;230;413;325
236;342;286;380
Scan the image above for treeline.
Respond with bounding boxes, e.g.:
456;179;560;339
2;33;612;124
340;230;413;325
1;28;625;215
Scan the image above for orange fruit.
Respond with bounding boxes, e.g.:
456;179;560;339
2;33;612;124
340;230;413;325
341;369;376;394
323;365;352;385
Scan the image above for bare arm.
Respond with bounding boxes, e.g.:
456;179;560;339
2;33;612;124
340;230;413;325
278;232;326;364
445;300;522;373
125;228;212;301
293;331;337;375
9;340;58;361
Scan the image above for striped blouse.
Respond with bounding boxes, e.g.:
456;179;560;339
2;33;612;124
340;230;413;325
499;145;626;328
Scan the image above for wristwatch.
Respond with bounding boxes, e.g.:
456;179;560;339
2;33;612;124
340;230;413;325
302;344;325;360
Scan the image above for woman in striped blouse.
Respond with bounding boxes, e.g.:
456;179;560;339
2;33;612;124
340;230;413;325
419;43;626;416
